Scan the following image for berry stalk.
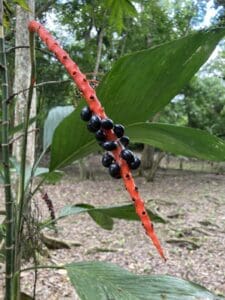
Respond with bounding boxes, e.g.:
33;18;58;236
28;20;166;261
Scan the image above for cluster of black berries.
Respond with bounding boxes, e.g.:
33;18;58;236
80;106;141;178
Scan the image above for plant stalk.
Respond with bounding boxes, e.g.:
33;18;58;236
14;30;36;298
0;1;14;298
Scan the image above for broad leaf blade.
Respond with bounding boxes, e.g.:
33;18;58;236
97;28;225;124
50;107;98;171
50;28;225;171
65;261;223;300
126;123;225;161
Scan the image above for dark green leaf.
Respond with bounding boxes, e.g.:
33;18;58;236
97;27;225;124
65;261;223;300
98;204;166;223
59;203;165;226
126;122;225;161
50;28;225;170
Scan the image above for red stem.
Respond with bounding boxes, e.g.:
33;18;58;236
28;20;166;261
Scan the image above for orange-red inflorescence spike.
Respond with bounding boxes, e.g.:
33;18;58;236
28;20;166;261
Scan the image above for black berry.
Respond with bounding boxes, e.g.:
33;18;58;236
120;149;135;163
114;124;124;138
80;106;92;121
109;163;121;178
95;129;106;141
129;156;141;170
102;152;114;167
101;118;114;130
87;115;101;132
120;136;129;147
101;141;118;151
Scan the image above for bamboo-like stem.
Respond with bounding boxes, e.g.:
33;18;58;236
17;30;35;235
14;30;36;298
0;1;14;298
28;20;166;260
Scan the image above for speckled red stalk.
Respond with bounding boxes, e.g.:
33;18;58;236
28;20;166;261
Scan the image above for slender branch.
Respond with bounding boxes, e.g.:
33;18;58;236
9;128;39;145
0;0;14;297
5;80;71;104
20;265;64;273
5;45;55;58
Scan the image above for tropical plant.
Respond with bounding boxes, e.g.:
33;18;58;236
1;6;225;300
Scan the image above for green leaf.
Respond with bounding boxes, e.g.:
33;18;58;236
59;203;113;230
50;106;98;170
59;203;166;228
50;28;225;171
26;167;63;185
126;122;225;161
13;0;30;11
65;261;223;300
97;27;225;124
106;0;137;33
43;106;74;149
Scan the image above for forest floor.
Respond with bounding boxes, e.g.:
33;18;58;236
0;156;225;299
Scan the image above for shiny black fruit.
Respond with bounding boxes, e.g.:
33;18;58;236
102;153;114;167
95;129;106;141
87;115;101;132
129;156;141;170
101;141;117;151
109;163;121;178
120;136;129;147
101;118;114;130
80;106;92;121
113;124;124;138
120;149;135;163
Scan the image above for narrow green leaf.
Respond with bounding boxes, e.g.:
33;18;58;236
65;261;223;300
13;0;30;11
126;122;225;161
97;27;225;124
59;203;165;225
59;203;113;230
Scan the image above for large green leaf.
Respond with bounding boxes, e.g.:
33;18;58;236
50;107;97;170
97;27;225;124
50;28;225;171
126;123;225;161
43;106;74;150
65;261;223;300
59;203;166;230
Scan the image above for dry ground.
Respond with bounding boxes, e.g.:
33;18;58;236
1;157;225;299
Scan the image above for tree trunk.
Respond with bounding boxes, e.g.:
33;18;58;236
13;1;36;166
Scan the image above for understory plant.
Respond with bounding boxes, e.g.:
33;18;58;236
1;18;225;300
